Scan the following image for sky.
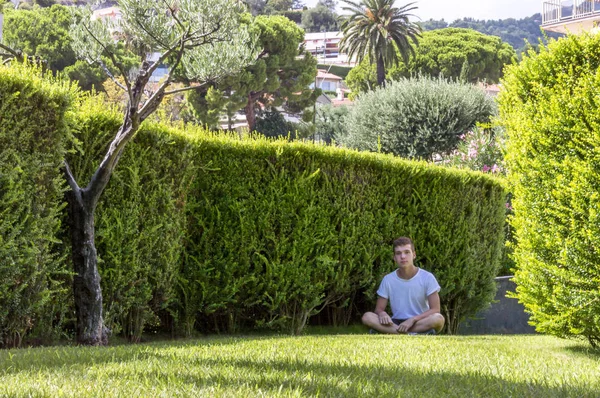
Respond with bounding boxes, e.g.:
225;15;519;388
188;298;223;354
303;0;542;22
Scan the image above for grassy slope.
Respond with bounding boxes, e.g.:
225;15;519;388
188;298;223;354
1;335;598;397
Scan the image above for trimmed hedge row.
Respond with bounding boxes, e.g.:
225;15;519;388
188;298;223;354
2;65;507;342
500;33;600;347
0;63;75;347
67;96;507;337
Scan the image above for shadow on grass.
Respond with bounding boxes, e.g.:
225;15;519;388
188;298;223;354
1;336;597;397
563;344;600;360
0;336;600;398
105;354;598;397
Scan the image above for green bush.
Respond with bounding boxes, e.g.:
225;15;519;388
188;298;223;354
340;76;496;160
68;99;506;335
1;67;506;339
499;33;600;348
440;126;515;276
0;62;75;347
315;104;349;144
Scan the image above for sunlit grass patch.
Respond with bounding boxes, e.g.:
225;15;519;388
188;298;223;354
1;334;598;397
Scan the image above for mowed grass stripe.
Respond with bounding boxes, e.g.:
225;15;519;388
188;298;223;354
0;335;598;397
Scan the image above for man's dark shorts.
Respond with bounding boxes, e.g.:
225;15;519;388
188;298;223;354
392;318;408;325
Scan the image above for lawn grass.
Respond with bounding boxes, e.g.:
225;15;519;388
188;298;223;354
1;334;598;397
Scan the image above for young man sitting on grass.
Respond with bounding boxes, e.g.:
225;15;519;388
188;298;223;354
362;237;445;335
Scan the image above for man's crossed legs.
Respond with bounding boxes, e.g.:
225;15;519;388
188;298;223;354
362;312;445;334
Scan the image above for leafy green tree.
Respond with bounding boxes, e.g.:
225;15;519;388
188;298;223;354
436;13;562;54
338;0;421;87
1;5;138;91
264;0;293;14
186;15;318;132
2;4;75;71
346;28;516;96
301;4;339;33
341;75;495;160
418;18;448;30
318;0;337;10
65;0;256;345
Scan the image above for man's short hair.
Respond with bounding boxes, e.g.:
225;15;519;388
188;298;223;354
393;237;415;252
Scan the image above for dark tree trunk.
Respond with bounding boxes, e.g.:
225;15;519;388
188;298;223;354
67;189;109;345
376;56;386;87
245;93;257;131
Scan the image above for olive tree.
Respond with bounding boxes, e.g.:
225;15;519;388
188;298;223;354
340;75;495;160
65;0;256;345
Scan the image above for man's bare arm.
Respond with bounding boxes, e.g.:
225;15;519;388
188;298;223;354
396;292;441;332
374;296;393;325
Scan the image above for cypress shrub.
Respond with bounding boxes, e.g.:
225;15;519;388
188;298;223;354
499;33;600;348
0;62;75;347
180;135;506;334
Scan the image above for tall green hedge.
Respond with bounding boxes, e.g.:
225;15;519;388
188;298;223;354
0;63;75;347
500;33;600;348
68;96;507;336
2;66;507;341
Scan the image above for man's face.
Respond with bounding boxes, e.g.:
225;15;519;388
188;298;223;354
394;244;416;269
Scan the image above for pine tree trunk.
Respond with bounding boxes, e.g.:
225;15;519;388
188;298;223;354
376;56;386;87
67;189;109;346
245;93;256;131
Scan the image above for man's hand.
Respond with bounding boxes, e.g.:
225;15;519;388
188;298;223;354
396;318;416;333
378;312;393;325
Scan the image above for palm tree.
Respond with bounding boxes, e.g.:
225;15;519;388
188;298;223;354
339;0;421;87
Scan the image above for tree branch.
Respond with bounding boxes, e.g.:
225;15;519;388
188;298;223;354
163;81;210;96
138;39;188;121
63;160;83;206
80;21;133;97
96;59;128;91
0;43;21;60
84;125;131;208
161;0;186;31
130;11;171;50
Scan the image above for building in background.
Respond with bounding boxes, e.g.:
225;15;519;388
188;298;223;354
303;31;355;66
542;0;600;33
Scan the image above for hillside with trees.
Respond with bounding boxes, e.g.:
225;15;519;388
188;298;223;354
419;13;563;54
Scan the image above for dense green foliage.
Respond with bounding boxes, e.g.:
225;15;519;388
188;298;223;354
419;13;563;54
346;28;516;96
500;33;600;348
254;110;309;139
440;126;515;276
0;63;75;348
64;95;505;336
2;4;75;71
186;15;318;131
315;104;349;144
2;67;505;342
341;76;496;160
339;0;421;86
2;4;137;91
2;335;599;396
301;4;339;33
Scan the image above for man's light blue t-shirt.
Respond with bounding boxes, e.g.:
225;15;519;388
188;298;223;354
376;268;441;320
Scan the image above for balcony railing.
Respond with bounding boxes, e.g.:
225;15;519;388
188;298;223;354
542;0;600;25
